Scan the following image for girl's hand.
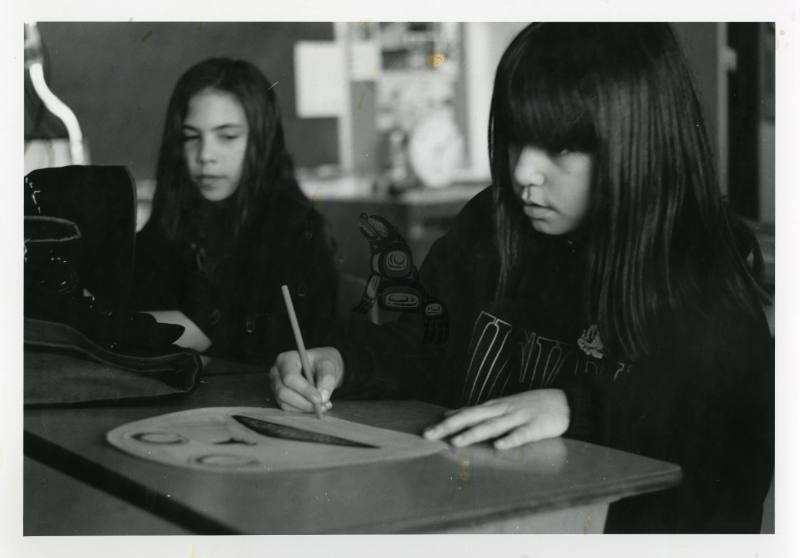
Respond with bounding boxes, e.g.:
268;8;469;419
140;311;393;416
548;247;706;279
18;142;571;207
423;389;570;450
268;347;344;413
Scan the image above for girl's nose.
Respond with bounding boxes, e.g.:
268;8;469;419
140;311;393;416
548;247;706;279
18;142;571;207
197;137;217;163
513;146;548;188
521;184;539;204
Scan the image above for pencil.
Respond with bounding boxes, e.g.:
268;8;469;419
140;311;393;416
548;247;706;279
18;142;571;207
281;284;324;420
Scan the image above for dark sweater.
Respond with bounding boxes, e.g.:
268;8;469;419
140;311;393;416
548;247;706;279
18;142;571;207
337;186;773;533
133;191;339;365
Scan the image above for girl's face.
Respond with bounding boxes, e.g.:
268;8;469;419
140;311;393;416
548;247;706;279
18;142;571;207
182;89;249;202
509;144;593;235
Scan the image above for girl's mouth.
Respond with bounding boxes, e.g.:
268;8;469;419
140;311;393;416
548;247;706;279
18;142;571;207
196;175;225;184
523;204;554;219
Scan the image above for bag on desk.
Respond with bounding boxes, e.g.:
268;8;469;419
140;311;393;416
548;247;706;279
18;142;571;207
24;166;202;406
24;317;201;406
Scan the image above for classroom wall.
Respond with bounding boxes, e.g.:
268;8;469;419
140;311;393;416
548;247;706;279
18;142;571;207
33;21;770;222
760;121;775;222
36;22;340;181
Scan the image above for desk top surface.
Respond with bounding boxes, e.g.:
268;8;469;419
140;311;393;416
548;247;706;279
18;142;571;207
24;372;680;534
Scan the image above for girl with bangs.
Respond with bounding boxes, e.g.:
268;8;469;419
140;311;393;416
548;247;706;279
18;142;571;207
269;24;773;532
133;58;339;364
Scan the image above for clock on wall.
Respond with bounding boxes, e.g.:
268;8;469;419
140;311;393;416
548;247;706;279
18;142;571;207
407;108;464;189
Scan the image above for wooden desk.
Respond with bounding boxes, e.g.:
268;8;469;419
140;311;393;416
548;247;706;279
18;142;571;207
24;372;680;534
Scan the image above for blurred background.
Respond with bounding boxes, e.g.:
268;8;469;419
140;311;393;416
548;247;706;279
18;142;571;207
23;22;775;295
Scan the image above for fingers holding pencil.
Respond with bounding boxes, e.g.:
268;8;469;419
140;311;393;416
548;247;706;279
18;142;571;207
277;283;343;418
269;348;344;412
280;285;322;418
314;358;341;404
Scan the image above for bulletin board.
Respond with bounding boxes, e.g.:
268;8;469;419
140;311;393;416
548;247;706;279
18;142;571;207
35;22;340;179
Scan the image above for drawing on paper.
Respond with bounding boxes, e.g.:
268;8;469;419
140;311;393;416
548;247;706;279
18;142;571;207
106;407;447;473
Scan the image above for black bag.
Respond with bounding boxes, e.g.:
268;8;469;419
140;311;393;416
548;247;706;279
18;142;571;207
24;165;201;405
25;166;135;325
24;317;200;406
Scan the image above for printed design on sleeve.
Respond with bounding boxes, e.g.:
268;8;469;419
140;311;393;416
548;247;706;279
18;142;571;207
461;311;513;406
461;312;634;406
351;213;448;344
577;324;604;359
518;331;572;389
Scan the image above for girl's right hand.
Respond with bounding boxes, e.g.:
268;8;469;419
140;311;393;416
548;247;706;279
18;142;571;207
268;347;345;413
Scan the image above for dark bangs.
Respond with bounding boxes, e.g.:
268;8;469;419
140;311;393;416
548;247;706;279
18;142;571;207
493;25;599;154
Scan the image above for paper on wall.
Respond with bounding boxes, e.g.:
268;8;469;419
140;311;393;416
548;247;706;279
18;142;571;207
350;41;381;80
294;41;347;117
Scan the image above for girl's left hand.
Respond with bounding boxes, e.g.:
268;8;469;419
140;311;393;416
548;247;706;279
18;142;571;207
423;389;570;450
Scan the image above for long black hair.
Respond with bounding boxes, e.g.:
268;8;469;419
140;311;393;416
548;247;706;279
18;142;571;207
489;23;768;359
151;57;302;241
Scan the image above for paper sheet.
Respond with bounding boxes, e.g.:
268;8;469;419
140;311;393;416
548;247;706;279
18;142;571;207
106;407;447;473
293;41;346;117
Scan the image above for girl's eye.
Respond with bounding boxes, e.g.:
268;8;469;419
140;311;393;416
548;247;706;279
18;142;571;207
221;135;240;141
182;135;199;143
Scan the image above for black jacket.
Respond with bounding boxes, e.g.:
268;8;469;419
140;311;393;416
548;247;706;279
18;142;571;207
133;190;339;365
337;187;774;533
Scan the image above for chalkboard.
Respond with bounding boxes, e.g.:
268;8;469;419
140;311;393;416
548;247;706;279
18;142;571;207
36;22;339;180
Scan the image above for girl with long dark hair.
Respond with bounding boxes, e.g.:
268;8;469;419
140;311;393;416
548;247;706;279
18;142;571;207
134;57;339;364
268;24;773;532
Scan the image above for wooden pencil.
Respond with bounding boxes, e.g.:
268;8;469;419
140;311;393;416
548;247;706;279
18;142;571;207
280;284;324;419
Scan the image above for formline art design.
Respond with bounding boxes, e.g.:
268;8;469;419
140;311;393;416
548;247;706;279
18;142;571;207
351;213;449;344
